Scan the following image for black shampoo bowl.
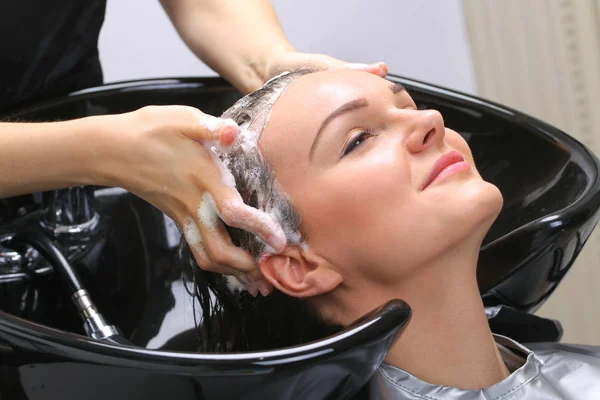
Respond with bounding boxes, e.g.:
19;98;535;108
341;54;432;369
0;76;599;399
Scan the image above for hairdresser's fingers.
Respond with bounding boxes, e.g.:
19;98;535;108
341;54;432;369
245;270;273;296
198;161;287;253
213;193;287;253
144;105;240;147
182;216;253;280
186;110;240;148
196;218;256;275
192;193;268;280
181;216;213;267
187;240;261;297
200;217;273;296
181;217;228;275
304;55;389;78
345;61;389;78
190;244;258;293
192;116;239;148
264;51;388;82
197;246;264;297
210;216;272;291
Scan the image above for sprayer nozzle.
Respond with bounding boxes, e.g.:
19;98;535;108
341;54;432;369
72;289;120;340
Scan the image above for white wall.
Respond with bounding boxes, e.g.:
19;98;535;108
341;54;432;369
98;0;477;94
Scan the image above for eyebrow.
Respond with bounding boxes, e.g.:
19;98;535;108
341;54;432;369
308;98;368;159
308;82;407;159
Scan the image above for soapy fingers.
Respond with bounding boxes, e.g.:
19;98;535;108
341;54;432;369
213;193;287;253
190;191;277;296
137;105;239;147
182;213;266;295
188;205;273;296
109;105;285;294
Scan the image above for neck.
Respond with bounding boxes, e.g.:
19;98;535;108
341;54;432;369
325;235;511;389
383;241;510;389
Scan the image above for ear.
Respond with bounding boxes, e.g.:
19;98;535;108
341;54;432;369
259;248;343;298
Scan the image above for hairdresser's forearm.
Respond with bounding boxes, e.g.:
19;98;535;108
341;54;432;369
0;118;118;197
160;0;294;93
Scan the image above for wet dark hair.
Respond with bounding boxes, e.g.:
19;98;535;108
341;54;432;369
180;69;342;352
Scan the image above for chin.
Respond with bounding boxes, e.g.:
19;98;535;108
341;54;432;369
478;180;503;217
430;178;502;244
458;179;503;236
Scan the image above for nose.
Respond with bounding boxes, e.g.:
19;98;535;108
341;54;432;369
404;109;445;154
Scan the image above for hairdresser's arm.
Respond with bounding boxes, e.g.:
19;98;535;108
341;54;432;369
0;109;233;197
0;107;283;293
159;0;388;93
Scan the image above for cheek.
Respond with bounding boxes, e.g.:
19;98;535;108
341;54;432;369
293;146;418;272
302;160;411;232
446;130;476;164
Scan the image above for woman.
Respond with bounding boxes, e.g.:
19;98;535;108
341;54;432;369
182;68;600;398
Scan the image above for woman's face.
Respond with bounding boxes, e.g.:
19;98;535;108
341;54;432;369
259;71;502;285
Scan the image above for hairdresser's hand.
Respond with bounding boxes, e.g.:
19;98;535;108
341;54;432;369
264;48;388;82
102;106;283;295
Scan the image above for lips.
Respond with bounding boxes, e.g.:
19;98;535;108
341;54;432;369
422;151;466;189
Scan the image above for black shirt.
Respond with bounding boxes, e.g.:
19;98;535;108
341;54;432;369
0;1;106;111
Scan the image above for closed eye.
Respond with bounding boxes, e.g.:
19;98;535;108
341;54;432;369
342;129;376;157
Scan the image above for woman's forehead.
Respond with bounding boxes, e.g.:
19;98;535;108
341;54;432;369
259;70;389;161
284;69;390;108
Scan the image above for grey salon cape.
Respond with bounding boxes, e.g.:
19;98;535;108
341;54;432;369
368;334;600;399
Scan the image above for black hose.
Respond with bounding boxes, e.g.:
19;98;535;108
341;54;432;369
8;231;135;346
9;231;83;293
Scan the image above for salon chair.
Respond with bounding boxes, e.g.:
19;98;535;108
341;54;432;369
0;75;598;400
